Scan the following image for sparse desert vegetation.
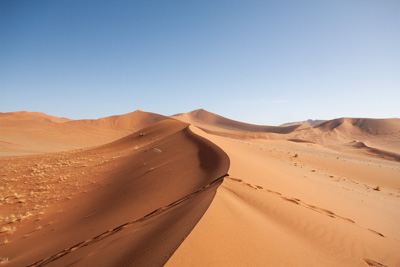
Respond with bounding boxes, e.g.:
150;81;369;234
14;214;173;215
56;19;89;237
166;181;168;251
1;0;399;265
0;110;399;267
0;150;125;239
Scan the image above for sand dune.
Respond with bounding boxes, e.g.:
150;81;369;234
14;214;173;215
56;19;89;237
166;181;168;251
314;117;400;135
1;109;399;266
174;110;400;160
281;119;326;127
348;141;400;162
298;118;400;156
66;109;166;133
0;119;229;266
0;110;167;156
167;126;400;267
0;111;71;123
172;109;302;134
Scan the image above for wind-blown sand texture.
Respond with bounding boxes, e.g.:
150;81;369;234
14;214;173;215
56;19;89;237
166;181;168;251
1;110;399;266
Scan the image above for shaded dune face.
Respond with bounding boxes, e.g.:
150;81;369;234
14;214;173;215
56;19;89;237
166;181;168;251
2;109;399;266
0;120;229;266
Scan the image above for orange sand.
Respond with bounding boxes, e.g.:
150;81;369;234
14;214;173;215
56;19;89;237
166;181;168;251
1;109;399;266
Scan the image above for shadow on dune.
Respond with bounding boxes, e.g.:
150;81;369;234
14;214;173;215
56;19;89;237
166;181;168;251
349;141;400;162
6;120;229;267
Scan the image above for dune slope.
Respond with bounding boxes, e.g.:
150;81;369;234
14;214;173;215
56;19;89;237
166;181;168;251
172;109;301;134
174;110;400;160
167;126;400;267
0;120;229;266
2;109;399;266
0;110;167;156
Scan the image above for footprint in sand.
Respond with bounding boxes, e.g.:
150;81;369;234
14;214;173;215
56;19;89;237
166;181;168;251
364;258;388;267
368;229;385;238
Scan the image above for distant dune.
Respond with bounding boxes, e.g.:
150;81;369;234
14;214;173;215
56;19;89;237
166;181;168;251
167;124;400;267
172;109;302;134
173;110;400;159
348;140;400;162
281;119;326;127
313;117;400;135
0;111;71;123
1;109;399;266
65;109;167;133
0;110;167;156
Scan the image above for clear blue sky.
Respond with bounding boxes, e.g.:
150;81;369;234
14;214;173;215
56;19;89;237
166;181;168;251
1;0;399;125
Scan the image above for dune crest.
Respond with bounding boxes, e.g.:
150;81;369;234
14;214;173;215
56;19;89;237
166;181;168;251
173;109;400;160
172;109;301;134
314;117;400;135
0;119;229;266
281;119;326;127
1;109;399;266
0;110;167;156
0;111;71;123
167;125;400;267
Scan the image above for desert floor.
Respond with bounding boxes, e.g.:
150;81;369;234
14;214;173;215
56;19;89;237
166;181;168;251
1;110;399;266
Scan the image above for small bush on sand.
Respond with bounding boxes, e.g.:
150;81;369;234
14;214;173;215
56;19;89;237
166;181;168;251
0;226;16;234
373;186;381;191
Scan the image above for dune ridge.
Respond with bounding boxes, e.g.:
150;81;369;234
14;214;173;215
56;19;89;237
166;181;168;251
348;141;400;162
281;119;326;127
172;109;302;134
0;111;71;123
1;109;399;266
167;125;400;267
314;117;400;135
173;110;400;160
0;110;167;156
28;173;229;267
0;119;229;266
